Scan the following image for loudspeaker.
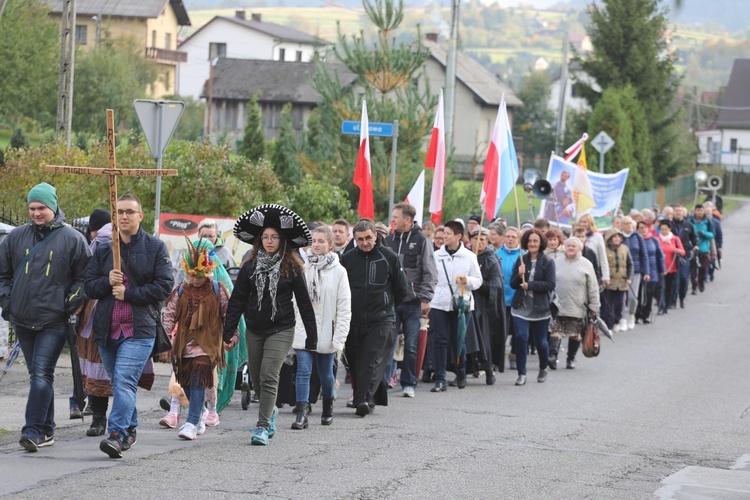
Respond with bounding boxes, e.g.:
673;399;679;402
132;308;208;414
707;175;723;191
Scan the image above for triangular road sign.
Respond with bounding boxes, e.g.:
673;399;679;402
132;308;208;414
134;100;185;160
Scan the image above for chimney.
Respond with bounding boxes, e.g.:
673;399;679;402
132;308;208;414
426;33;438;42
251;13;262;22
235;10;246;20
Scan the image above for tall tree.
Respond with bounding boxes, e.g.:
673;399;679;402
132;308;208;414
0;0;58;127
73;35;158;135
310;0;437;219
238;93;265;162
514;72;556;159
575;0;683;184
271;103;301;184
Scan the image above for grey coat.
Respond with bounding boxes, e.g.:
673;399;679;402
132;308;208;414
554;253;600;319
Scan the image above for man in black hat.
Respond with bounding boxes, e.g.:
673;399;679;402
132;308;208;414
342;219;408;417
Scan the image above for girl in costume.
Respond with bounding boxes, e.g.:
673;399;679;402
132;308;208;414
162;238;238;440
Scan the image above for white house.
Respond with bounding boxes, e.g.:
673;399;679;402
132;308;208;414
696;59;750;170
177;11;329;99
548;61;596;115
420;36;522;178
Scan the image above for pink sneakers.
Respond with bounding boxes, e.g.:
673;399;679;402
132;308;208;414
159;412;180;429
204;410;220;427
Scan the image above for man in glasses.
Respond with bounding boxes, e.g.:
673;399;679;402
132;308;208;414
197;218;235;269
0;182;91;452
85;194;173;458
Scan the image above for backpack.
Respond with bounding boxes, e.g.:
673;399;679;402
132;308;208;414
177;280;220;298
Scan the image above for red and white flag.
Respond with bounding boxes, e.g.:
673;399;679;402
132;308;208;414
564;132;589;162
424;90;446;225
353;100;374;219
480;95;519;220
404;170;425;227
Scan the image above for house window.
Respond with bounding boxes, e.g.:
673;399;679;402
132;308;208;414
75;25;87;45
731;138;738;153
279;48;285;61
209;42;226;60
165;33;171;50
570;82;579;98
152;30;157;48
296;50;302;62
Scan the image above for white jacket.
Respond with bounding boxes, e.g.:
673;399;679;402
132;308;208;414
293;258;352;353
430;244;483;312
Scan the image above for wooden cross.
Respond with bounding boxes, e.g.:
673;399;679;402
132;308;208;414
44;109;178;271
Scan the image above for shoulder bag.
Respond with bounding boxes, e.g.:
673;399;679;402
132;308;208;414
441;260;461;311
115;245;171;357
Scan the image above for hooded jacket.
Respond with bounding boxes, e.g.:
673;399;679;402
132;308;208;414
0;209;90;329
605;229;633;291
623;230;649;276
341;241;408;327
385;223;437;304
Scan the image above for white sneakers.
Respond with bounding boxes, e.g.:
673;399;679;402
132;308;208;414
178;423;197;440
402;386;415;398
618;319;628;332
196;408;208;435
204;409;220;427
627;314;636;330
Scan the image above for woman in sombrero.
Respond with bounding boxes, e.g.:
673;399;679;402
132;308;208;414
223;205;318;446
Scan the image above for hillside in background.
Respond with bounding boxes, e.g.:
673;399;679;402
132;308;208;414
181;0;750;92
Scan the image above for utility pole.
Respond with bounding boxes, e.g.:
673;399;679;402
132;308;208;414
555;32;569;154
205;57;218;139
444;0;459;153
56;0;77;148
0;0;9;19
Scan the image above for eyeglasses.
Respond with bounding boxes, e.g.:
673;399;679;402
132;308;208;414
261;235;281;241
117;209;141;216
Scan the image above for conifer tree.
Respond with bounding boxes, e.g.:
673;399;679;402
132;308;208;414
238;93;265;162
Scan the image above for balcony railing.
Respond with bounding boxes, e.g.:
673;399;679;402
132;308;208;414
145;47;187;64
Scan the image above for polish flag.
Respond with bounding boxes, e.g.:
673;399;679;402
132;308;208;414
404;170;425;227
480;95;519;220
424;90;446;225
353;100;374;219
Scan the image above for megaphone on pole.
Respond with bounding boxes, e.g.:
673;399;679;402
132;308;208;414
522;169;552;200
707;175;723;191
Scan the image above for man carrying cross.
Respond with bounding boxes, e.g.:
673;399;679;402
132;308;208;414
85;193;173;458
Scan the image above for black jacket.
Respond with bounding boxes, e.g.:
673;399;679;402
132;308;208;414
385;223;437;304
0;209;90;329
85;228;173;346
671;218;698;259
223;258;317;346
341;241;408;327
510;252;556;311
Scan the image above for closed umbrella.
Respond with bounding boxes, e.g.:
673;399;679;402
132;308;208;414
455;284;467;365
0;341;21;383
415;315;429;378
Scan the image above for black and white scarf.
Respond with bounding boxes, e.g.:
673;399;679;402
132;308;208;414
305;252;337;304
253;249;283;319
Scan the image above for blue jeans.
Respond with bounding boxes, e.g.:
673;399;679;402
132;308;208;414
184;371;206;426
512;316;550;375
15;324;68;436
430;308;468;384
676;260;690;302
385;302;422;388
99;335;154;436
295;350;336;402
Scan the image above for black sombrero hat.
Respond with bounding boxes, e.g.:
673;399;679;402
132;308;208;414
234;204;312;249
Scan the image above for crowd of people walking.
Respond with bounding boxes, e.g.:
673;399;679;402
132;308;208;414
0;182;725;455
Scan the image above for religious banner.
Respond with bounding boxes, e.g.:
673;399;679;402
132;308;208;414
159;213;251;278
539;155;629;230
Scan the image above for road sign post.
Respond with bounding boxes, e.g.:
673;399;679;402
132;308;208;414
592;130;615;173
134;100;185;236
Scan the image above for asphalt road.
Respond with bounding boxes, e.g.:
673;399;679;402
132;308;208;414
1;204;750;499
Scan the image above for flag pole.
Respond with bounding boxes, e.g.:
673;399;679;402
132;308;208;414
510;173;525;283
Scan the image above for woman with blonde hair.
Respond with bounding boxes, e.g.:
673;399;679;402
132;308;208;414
576;214;609;287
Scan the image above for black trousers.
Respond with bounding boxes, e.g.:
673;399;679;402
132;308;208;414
345;322;394;407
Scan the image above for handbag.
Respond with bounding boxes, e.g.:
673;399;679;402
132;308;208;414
441;260;461;311
116;248;171;357
548;290;561;319
581;273;600;358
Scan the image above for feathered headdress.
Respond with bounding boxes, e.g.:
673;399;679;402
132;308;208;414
181;235;219;277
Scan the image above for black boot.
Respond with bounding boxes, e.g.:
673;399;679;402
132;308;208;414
548;337;561;370
567;338;580;369
291;402;308;430
485;362;496;385
321;397;334;426
86;415;107;437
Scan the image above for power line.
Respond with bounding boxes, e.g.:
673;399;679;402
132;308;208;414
678;96;750;110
